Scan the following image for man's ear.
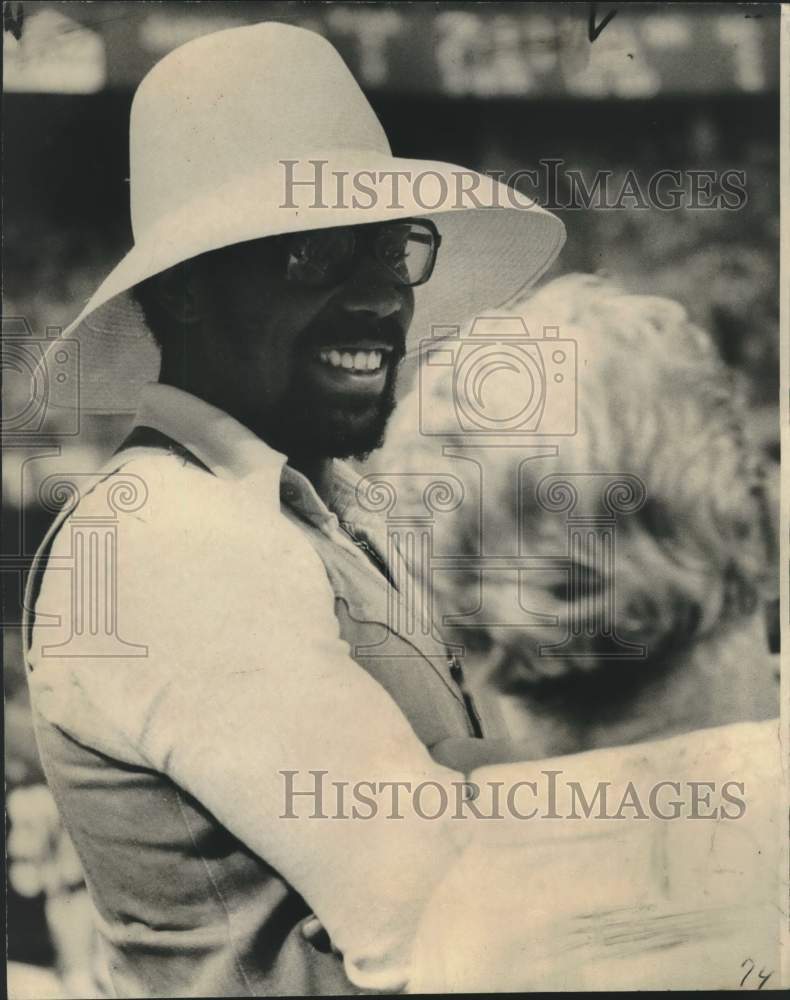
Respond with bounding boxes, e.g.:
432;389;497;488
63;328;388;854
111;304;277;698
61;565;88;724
151;262;202;325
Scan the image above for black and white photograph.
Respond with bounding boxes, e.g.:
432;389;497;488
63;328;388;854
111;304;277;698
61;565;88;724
3;2;787;995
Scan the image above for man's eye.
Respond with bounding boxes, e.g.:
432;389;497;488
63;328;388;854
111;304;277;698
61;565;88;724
381;242;409;263
378;228;411;257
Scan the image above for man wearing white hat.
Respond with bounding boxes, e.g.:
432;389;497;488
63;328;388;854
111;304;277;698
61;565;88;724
23;22;564;997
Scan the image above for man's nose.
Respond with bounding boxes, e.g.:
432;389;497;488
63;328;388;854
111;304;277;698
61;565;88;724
336;260;408;320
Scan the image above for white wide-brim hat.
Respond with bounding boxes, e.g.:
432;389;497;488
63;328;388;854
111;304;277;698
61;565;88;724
46;22;565;413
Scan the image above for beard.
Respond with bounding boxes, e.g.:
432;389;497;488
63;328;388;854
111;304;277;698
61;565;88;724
270;361;401;461
262;313;406;462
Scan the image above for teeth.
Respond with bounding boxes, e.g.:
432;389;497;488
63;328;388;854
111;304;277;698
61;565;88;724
318;349;384;372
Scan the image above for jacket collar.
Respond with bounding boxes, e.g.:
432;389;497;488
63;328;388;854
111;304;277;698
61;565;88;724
132;382;360;523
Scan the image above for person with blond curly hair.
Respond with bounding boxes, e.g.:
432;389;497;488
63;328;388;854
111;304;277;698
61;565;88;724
378;272;778;764
374;274;782;990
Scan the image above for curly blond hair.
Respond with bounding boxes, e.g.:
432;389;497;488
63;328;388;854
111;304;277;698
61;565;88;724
379;274;775;686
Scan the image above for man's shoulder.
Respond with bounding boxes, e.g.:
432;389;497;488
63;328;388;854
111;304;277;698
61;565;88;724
55;448;295;561
36;446;337;657
68;450;217;527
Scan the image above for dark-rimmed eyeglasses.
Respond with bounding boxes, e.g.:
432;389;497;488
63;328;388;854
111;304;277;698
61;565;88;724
280;218;441;289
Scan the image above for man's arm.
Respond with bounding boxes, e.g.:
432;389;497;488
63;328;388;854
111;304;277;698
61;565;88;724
430;736;543;770
29;461;469;992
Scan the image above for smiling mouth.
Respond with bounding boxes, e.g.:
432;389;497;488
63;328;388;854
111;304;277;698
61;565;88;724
316;346;392;373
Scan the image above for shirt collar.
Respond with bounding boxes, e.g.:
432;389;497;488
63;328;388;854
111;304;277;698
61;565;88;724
133;382;358;523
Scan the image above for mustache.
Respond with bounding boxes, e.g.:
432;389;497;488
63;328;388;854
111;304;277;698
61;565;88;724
298;314;407;358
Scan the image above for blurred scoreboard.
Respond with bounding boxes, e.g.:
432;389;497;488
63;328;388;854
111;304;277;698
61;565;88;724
4;1;780;97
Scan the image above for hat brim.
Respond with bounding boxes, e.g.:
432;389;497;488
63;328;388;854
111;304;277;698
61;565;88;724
48;152;565;413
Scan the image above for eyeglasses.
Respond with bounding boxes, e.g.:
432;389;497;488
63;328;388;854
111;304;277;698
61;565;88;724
280;218;441;289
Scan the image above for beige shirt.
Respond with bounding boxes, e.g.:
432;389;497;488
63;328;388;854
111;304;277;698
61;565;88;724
27;382;470;992
411;718;785;992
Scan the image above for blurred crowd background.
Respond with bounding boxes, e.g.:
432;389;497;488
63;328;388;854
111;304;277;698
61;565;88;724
3;2;780;995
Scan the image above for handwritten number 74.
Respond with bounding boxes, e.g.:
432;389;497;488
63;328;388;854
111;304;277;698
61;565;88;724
740;958;773;990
